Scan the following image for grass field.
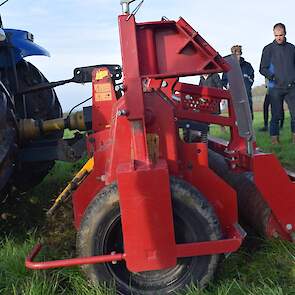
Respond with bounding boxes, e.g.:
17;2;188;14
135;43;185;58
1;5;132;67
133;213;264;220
0;113;294;295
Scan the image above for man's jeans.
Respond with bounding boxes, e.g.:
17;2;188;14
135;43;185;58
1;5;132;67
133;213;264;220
248;93;253;120
269;87;295;136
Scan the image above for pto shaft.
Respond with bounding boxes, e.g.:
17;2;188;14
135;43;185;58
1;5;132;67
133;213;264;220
19;111;87;141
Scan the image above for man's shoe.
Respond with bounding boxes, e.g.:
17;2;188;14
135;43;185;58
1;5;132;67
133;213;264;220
271;136;280;145
259;126;268;132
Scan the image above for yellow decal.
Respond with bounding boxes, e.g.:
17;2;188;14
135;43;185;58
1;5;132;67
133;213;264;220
95;70;108;80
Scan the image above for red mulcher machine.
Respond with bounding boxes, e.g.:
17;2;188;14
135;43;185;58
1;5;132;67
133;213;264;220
26;1;295;294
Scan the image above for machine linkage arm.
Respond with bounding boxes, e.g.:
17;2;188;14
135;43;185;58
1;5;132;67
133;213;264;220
18;64;122;95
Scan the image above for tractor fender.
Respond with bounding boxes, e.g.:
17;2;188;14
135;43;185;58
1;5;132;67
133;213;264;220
3;29;50;64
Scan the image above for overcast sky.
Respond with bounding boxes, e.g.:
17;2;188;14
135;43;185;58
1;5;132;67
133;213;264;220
1;0;295;110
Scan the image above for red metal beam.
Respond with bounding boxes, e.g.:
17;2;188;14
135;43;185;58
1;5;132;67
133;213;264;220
26;230;243;270
25;244;126;270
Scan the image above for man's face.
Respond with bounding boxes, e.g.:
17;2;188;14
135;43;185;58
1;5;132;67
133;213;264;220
274;27;285;44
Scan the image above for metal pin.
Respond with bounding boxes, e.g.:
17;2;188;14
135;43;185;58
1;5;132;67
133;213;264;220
286;224;293;231
111;251;118;264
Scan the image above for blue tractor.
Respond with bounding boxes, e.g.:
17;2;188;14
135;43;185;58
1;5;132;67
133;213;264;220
0;16;63;196
0;6;121;200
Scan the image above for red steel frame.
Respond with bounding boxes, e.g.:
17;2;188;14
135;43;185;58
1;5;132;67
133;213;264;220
26;12;294;271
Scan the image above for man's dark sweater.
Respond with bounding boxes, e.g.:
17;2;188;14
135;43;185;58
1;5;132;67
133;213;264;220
222;57;254;97
260;39;295;88
199;73;222;88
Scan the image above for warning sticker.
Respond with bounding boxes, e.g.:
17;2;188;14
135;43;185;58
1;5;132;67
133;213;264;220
94;83;112;101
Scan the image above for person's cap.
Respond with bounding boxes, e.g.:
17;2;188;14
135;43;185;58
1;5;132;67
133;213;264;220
231;45;242;55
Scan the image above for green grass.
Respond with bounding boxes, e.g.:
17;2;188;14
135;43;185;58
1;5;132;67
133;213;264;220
210;111;295;170
0;237;115;295
1;114;295;294
253;113;295;169
0;237;294;294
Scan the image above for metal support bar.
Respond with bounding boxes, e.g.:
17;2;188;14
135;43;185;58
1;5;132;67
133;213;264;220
26;244;126;270
26;226;243;270
176;235;243;257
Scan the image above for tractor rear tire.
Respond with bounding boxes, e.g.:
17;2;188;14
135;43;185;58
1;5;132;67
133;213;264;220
77;177;222;294
13;61;63;192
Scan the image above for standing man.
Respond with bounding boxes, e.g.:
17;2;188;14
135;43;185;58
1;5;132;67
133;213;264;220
222;45;255;119
199;73;222;89
259;23;295;144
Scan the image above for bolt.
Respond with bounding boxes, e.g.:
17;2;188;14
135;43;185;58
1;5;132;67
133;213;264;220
115;84;124;92
111;251;117;264
117;109;128;117
161;81;168;88
286;224;293;231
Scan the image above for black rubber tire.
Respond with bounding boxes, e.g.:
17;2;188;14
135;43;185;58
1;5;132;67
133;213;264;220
12;61;63;191
15;60;62;121
0;59;63;193
208;149;271;236
77;177;222;295
0;89;14;188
